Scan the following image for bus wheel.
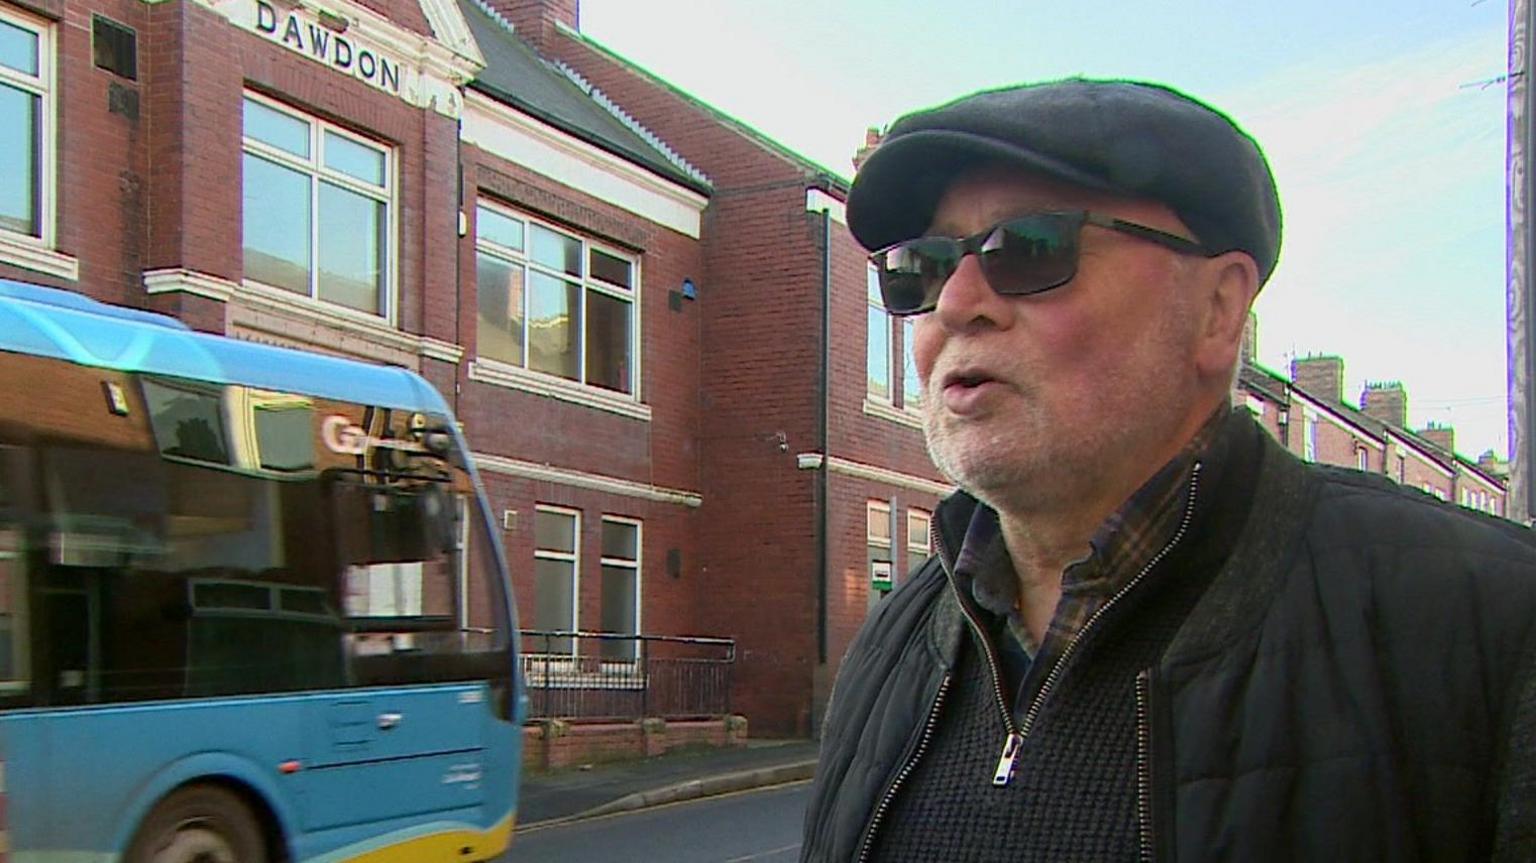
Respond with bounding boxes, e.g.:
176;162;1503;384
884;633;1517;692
125;786;267;863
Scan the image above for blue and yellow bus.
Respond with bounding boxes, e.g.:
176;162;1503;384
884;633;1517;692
0;279;521;861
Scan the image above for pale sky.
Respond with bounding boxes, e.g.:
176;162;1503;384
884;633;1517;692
580;0;1512;461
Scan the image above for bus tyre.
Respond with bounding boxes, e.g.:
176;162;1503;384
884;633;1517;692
126;786;267;863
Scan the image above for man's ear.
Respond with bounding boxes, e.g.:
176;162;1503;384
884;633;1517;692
1192;251;1260;381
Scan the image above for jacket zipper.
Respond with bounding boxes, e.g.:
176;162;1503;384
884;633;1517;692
934;516;1026;785
1136;669;1155;863
1015;462;1202;748
853;672;952;863
951;577;1025;785
960;462;1205;788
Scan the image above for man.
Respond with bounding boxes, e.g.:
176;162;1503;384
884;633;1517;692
800;78;1536;862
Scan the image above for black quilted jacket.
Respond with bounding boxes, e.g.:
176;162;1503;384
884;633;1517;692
801;412;1536;862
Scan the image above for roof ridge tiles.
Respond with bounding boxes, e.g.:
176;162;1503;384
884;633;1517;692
552;21;850;191
547;58;712;187
467;0;515;34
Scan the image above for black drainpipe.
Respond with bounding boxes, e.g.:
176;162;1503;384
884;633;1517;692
453;120;464;417
817;205;831;665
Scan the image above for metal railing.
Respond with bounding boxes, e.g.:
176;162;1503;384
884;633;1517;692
518;630;735;722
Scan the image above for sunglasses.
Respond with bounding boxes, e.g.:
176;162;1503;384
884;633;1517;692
870;210;1215;316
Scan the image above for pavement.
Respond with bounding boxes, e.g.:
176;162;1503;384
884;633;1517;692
518;738;821;828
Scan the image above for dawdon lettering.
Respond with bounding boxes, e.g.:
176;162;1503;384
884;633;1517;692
255;0;402;95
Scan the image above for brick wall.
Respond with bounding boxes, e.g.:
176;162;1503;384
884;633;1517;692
143;1;243;292
545;28;945;736
58;0;154;305
1241;391;1286;446
1295;402;1379;470
522;716;746;771
347;0;432;39
823;476;943;689
1394;444;1454;501
483;471;700;649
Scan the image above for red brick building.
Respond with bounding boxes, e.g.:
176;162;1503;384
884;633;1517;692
0;0;945;738
490;0;947;735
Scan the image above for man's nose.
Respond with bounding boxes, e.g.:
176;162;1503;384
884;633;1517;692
931;254;1012;329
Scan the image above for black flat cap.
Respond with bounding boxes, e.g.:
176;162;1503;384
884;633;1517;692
847;78;1283;286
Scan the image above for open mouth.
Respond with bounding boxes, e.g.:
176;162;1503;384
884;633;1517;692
944;371;994;389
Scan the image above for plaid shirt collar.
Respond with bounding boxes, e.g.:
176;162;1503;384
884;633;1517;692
961;406;1229;656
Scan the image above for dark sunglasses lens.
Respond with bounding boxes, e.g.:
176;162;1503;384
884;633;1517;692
877;239;960;314
978;216;1079;296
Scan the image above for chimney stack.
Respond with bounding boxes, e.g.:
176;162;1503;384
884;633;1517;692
482;0;578;53
1418;422;1455;454
1479;450;1511;478
852;127;883;173
1361;381;1408;429
1291;355;1344;403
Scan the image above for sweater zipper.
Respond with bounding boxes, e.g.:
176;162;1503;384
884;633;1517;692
1136;669;1155;863
854;672;952;863
1001;461;1204;787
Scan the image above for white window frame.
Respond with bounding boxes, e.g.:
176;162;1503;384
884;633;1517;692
867;264;893;403
240;90;397;324
472;199;642;402
867;500;892;547
1303;410;1318;463
901;317;921;412
533;504;580;653
905;508;931;573
598;515;642;661
867;499;893;588
0;6;74;280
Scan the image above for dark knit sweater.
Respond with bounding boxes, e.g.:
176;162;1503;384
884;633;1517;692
869;522;1218;862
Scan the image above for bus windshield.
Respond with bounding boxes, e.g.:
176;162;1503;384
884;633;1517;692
0;359;511;707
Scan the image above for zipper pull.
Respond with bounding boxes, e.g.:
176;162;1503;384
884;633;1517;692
992;733;1024;786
